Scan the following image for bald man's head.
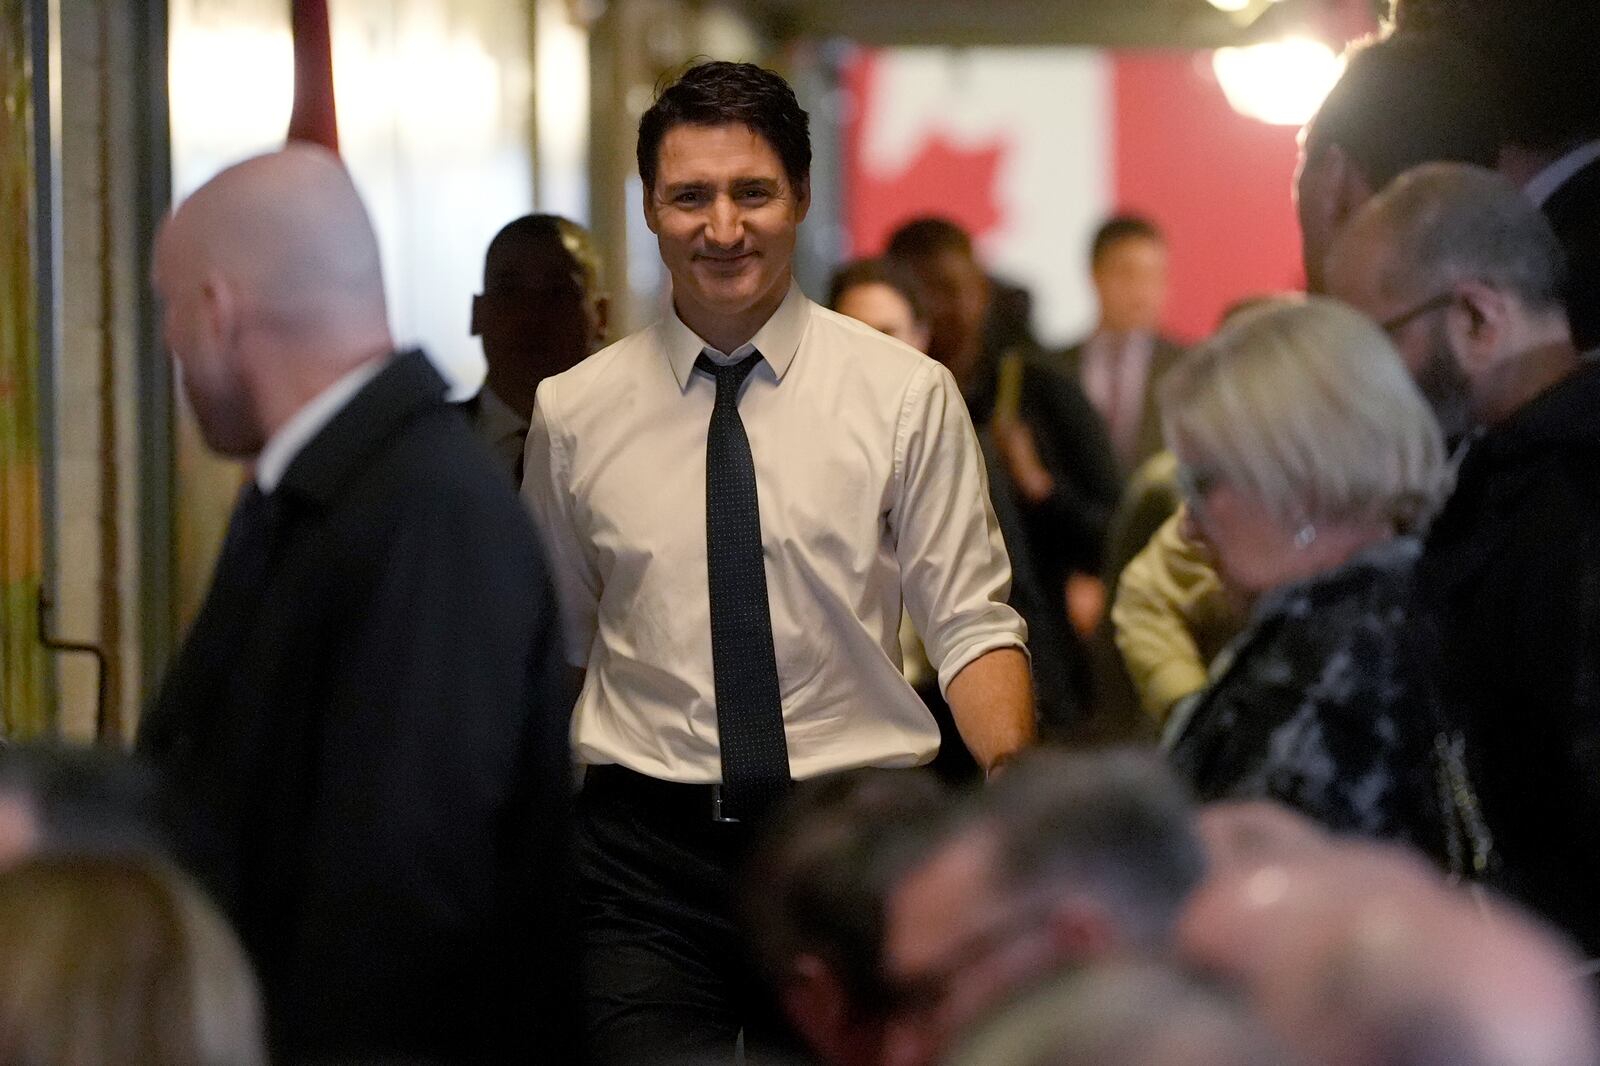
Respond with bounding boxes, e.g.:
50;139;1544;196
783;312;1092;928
1179;843;1600;1066
154;146;393;456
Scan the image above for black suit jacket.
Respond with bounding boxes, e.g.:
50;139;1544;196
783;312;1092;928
1420;363;1600;956
140;351;578;1063
1542;153;1600;352
1056;335;1185;476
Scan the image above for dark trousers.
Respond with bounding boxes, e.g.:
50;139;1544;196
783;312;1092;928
576;767;804;1065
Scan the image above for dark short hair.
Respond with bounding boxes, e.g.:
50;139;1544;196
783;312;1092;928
636;60;812;193
1390;0;1600;151
1090;215;1163;267
483;213;603;294
826;258;928;323
883;217;974;268
974;748;1205;950
1310;33;1502;190
743;769;949;1016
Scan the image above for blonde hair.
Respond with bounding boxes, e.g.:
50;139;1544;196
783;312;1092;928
1159;297;1449;534
0;857;265;1066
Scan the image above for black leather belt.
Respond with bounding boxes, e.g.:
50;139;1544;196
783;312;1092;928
583;764;790;824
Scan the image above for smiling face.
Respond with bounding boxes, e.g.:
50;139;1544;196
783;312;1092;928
644;122;809;351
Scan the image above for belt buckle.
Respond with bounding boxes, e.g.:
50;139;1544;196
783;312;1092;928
712;785;741;824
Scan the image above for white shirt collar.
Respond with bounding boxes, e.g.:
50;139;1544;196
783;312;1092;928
661;279;810;390
1525;140;1600;208
255;358;387;493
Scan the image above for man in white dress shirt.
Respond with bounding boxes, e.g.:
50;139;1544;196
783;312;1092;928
522;60;1034;1063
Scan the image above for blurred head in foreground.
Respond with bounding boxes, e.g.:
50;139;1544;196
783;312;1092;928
745;768;949;1066
1178;839;1600;1066
0;855;265;1066
878;749;1206;1066
942;959;1291;1066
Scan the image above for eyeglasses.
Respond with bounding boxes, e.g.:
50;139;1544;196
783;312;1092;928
1379;292;1456;336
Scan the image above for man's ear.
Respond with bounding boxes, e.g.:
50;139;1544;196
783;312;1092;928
781;954;849;1059
470;293;484;337
200;272;238;356
1447;280;1513;373
1044;896;1119;962
794;174;812;223
642;180;660;235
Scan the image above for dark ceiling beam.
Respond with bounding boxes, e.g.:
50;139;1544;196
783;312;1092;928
745;0;1250;49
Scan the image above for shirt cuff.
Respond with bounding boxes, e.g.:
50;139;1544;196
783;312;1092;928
936;631;1030;699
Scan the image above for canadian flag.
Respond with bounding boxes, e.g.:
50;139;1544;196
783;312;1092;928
844;47;1308;346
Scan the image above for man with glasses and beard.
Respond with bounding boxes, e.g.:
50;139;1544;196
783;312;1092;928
1328;162;1600;960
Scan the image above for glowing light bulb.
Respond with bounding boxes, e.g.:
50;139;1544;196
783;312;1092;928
1212;37;1346;126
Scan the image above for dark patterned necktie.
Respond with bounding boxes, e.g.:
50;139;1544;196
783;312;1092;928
697;352;790;818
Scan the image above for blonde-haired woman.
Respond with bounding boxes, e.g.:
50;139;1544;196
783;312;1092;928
0;856;265;1066
1161;298;1481;867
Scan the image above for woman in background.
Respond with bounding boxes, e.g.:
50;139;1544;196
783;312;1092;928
1160;298;1483;871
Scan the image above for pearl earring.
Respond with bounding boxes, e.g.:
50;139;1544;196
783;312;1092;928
1293;524;1317;550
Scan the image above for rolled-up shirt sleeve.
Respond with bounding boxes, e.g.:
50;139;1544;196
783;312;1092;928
891;361;1028;696
521;384;601;669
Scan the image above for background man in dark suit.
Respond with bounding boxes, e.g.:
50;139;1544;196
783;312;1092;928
139;146;578;1064
1293;32;1501;297
1390;0;1600;352
1329;163;1600;961
1055;215;1183;478
466;213;609;482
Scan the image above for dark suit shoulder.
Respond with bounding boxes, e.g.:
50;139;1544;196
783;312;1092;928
324;404;547;581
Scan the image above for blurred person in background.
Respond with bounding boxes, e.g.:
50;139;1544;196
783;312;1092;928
1179;838;1600;1066
139;146;578;1063
466;213;609;483
877;749;1206;1066
1159;299;1469;867
1105;297;1287;730
1055;215;1183;476
1390;0;1600;350
1110;510;1240;727
1296;32;1502;294
886;218;1122;735
0;855;265;1066
0;743;162;867
881;218;1034;417
744;769;950;1066
1328;163;1600;957
826;258;930;353
941;960;1293;1066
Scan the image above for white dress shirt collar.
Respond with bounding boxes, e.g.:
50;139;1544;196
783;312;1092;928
255;357;387;493
1525;140;1600;208
661;278;810;390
